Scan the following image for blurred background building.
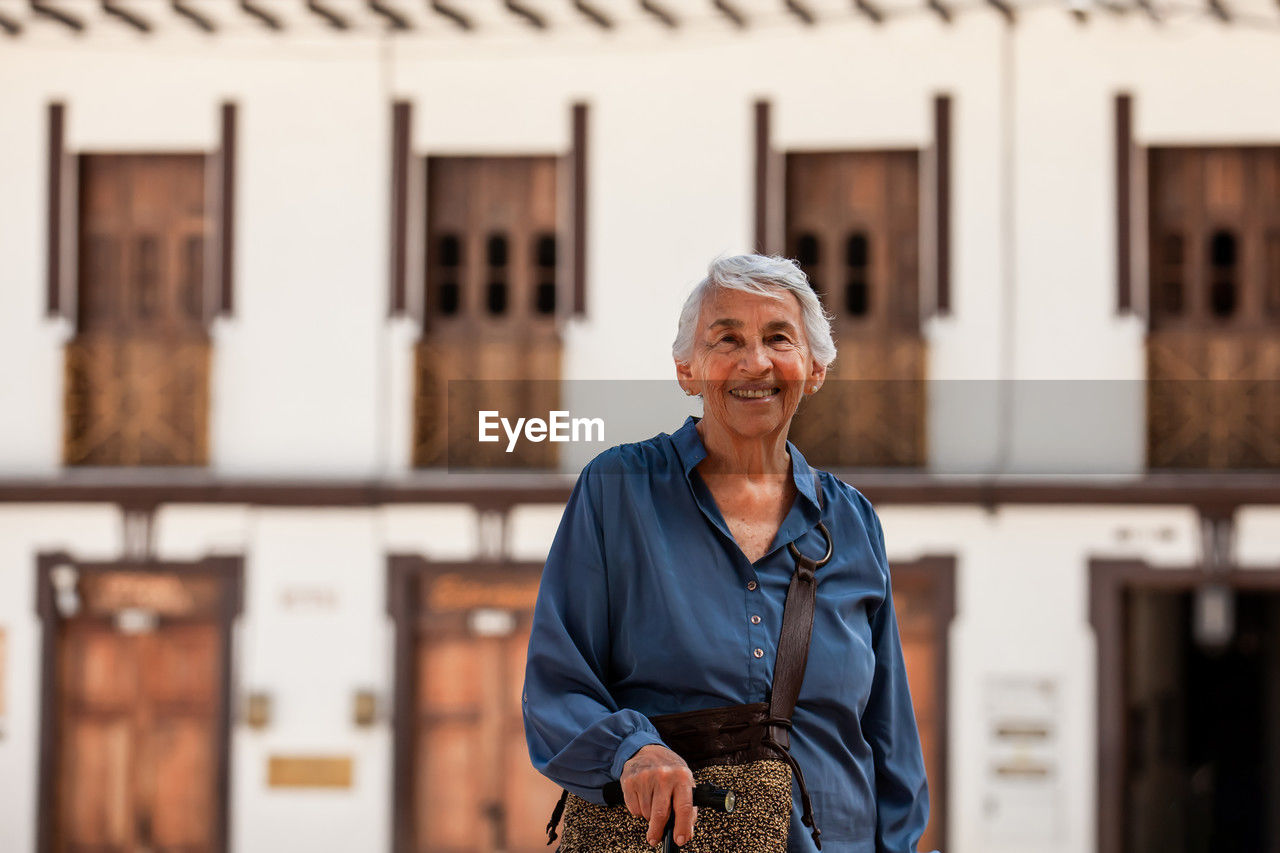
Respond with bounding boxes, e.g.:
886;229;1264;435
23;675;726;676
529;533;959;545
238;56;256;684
1;1;1280;852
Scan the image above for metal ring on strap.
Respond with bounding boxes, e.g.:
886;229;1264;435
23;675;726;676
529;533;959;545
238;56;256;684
788;521;833;568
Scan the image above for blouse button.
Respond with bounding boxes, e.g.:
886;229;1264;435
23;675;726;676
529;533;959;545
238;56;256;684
753;648;764;658
747;581;758;591
750;615;761;625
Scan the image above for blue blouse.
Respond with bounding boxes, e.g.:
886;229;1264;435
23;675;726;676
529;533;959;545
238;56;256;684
522;416;932;853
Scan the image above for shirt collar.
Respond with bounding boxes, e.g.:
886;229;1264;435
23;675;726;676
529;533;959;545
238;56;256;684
671;415;822;515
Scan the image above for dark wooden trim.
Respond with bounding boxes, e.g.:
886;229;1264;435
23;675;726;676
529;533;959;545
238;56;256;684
1089;558;1280;853
386;554;546;852
784;0;816;25
306;0;350;29
892;554;956;852
4;472;1280;510
33;554;59;853
34;552;245;853
46;102;65;318
1089;558;1126;853
386;556;418;853
713;0;748;27
30;1;85;32
933;95;952;316
219;103;237;315
102;0;152;33
639;0;678;27
503;0;546;29
985;0;1016;23
211;555;243;853
754;99;771;255
573;0;614;29
389;101;411;316
238;0;283;30
428;1;473;30
368;0;412;30
571;102;589;316
0;9;22;35
854;0;885;24
172;0;216;32
1115;93;1133;314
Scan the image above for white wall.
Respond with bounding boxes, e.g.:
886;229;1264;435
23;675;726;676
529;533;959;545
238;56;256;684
4;6;1280;853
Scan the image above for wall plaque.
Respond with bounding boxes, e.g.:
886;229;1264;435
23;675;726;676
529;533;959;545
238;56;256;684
267;755;353;789
427;573;540;613
982;675;1063;842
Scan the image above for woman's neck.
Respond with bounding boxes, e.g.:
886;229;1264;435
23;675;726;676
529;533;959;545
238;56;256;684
695;417;791;482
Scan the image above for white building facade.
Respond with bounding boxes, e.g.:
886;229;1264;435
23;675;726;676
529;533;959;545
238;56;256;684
2;2;1280;852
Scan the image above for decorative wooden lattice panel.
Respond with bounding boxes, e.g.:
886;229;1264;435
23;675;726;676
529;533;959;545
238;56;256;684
1147;331;1280;469
788;336;927;468
412;336;562;469
784;150;926;467
64;334;211;466
415;155;563;470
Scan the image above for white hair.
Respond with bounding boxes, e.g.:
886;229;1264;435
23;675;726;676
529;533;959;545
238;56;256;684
671;253;837;368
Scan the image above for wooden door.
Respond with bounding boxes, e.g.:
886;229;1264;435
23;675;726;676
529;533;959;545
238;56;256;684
409;568;562;853
414;156;562;469
784;151;926;468
66;154;212;466
891;559;953;853
47;567;232;853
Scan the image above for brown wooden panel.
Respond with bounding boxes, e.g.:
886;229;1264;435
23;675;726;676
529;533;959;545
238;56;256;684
143;718;216;847
893;570;946;853
64;334;210;466
418;634;484;711
785;150;925;468
139;623;220;707
62;717;133;849
70;153;213;468
52;587;225;853
78;154;210;336
408;566;561;853
1147;330;1280;468
1148;146;1280;333
64;624;137;711
418;156;563;470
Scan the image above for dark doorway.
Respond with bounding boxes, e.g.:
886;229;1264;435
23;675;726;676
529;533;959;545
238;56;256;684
1124;588;1280;853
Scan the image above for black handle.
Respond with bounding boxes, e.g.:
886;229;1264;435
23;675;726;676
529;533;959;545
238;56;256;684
661;784;736;852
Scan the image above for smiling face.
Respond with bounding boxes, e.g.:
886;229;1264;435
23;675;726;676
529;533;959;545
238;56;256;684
676;286;827;444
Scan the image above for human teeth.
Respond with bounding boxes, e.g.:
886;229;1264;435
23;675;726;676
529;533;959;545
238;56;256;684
730;388;778;398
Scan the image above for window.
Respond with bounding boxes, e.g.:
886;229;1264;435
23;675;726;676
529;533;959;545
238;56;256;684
65;154;213;466
414;156;562;469
1146;146;1280;469
783;150;925;468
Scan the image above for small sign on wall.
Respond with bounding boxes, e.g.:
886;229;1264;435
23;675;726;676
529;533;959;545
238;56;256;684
982;675;1063;843
267;755;353;789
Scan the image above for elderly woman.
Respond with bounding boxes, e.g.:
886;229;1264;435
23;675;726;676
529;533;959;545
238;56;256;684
523;254;930;853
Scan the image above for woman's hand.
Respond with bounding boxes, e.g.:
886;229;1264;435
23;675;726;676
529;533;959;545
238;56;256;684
620;744;698;847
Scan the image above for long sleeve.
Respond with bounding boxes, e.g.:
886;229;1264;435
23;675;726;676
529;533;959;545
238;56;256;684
861;508;933;853
521;459;667;803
